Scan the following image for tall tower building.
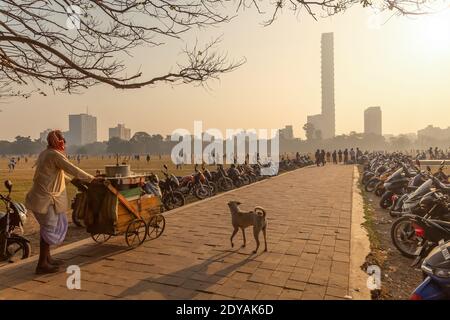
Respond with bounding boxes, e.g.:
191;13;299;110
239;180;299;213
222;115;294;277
364;106;382;136
67;113;97;146
306;33;336;140
320;32;335;139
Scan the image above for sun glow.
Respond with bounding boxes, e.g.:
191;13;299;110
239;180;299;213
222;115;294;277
416;11;450;52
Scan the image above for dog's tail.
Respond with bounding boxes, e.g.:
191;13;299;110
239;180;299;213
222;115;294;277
254;206;266;217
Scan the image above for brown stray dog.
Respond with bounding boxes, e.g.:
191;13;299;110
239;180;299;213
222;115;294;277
227;201;268;253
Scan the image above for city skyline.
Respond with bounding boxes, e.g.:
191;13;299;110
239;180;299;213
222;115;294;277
0;7;449;141
32;111;448;145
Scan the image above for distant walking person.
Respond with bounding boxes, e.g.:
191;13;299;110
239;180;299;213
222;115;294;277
315;149;321;167
326;151;331;163
338;149;343;163
356;148;363;163
332;150;337;164
320;149;326;166
350;148;356;163
8;157;16;172
343;149;349;164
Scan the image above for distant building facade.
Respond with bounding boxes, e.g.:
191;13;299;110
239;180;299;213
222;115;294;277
109;124;131;141
364;106;382;136
306;32;335;139
279;125;294;140
39;128;52;142
67;113;97;146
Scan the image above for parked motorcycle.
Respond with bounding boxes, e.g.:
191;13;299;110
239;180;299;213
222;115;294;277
201;165;218;196
0;180;31;263
160;165;185;210
177;164;211;200
411;240;450;300
380;164;417;209
391;182;450;258
212;164;234;191
227;164;247;188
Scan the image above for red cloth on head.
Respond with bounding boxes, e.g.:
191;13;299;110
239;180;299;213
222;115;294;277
47;130;65;152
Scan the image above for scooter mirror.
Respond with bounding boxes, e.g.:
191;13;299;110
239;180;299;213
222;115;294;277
4;180;12;193
163;164;168;170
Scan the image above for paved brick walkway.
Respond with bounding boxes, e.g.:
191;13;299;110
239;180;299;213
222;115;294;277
0;165;356;300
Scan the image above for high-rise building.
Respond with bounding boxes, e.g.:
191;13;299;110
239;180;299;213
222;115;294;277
67;113;97;146
109;124;131;141
279;125;294;140
306;33;335;139
39;128;52;142
364;106;382;136
320;32;335;139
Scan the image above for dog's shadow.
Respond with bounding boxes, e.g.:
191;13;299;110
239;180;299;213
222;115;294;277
118;249;265;299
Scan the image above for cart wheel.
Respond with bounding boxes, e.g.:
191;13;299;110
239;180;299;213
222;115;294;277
147;214;166;240
125;219;147;248
91;233;111;243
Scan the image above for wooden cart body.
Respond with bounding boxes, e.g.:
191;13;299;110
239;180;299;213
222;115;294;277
74;178;165;247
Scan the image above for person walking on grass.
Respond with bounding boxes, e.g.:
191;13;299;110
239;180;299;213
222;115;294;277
8;157;16;172
25;130;96;275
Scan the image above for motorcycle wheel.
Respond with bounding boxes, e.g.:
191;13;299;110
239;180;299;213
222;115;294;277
374;184;385;197
208;181;218;196
218;177;233;191
362;172;373;185
163;192;185;210
241;175;251;185
6;237;31;262
365;178;380;193
233;179;243;188
391;216;420;258
194;184;211;200
379;191;394;209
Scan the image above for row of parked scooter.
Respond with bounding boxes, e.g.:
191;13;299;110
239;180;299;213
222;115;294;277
143;156;314;211
362;153;450;299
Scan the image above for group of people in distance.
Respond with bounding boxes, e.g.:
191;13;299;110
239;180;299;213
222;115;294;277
315;148;364;167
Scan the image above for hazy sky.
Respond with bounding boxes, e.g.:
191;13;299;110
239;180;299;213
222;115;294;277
0;6;449;141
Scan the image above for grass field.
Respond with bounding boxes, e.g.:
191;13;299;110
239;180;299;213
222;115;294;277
0;155;215;205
